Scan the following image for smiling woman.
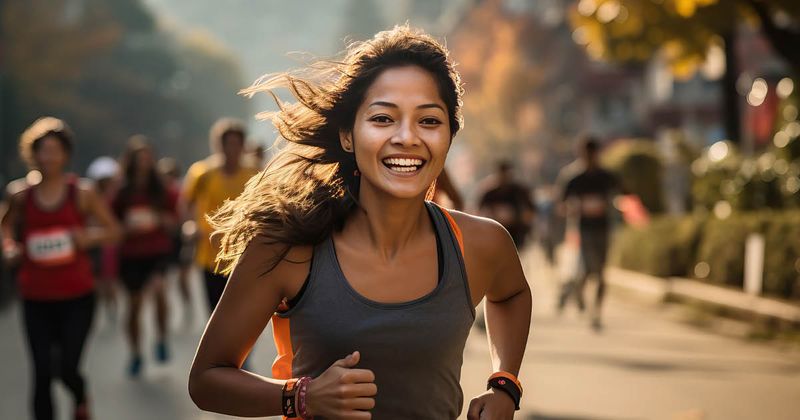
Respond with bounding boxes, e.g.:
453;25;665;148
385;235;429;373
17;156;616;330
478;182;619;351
188;25;532;420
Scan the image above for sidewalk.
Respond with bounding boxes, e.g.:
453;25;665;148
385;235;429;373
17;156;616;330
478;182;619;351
606;267;800;331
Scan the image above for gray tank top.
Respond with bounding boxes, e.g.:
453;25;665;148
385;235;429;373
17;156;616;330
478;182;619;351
272;202;475;419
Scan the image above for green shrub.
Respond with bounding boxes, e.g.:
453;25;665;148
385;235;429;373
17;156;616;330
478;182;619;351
694;213;764;288
761;212;800;298
612;210;800;300
610;215;702;277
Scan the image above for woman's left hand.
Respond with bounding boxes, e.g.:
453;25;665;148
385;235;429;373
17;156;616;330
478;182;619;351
466;388;516;420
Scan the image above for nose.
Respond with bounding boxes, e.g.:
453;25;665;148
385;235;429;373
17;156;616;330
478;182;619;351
390;119;421;148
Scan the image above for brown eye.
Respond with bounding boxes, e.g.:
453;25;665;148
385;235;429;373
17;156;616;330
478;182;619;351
370;115;393;124
420;117;442;126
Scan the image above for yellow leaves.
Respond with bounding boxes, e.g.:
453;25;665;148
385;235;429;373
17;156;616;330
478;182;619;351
670;55;704;80
672;0;719;18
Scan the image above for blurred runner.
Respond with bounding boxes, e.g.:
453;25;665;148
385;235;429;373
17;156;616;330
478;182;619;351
113;136;178;377
477;160;536;249
1;117;121;420
181;118;258;314
556;136;619;331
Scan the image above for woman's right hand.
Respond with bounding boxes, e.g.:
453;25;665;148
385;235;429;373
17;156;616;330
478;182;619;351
305;351;377;419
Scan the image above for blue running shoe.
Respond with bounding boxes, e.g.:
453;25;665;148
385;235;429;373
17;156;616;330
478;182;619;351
128;355;142;378
155;341;170;363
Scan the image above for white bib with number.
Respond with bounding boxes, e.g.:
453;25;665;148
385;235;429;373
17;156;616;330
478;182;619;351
26;228;76;266
125;206;159;233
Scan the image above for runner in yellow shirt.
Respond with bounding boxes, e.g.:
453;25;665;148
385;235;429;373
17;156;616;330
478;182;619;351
181;118;259;313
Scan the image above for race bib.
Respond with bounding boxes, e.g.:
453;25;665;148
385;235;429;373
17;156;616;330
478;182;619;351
26;228;76;266
125;206;159;233
580;194;607;217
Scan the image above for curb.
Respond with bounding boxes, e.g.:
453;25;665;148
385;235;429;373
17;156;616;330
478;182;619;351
606;267;800;328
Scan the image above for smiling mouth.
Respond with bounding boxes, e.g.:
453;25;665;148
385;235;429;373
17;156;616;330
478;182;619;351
382;157;426;173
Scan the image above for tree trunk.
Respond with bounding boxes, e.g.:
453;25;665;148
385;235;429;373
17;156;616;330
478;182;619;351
722;31;742;145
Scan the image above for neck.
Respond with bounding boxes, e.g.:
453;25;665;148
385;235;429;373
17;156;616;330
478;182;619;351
39;171;65;188
222;157;240;174
344;186;431;261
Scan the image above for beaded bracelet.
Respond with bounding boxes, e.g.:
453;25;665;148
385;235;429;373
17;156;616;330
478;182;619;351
296;376;312;419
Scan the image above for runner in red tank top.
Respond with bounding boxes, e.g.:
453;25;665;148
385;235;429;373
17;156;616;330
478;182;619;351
1;117;121;420
114;136;178;377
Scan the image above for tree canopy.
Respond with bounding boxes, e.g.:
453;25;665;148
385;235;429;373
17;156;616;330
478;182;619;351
1;0;249;180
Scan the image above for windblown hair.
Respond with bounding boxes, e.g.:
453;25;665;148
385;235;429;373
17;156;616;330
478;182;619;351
19;117;74;168
210;25;464;274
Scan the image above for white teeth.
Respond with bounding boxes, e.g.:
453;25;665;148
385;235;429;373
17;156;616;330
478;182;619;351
383;157;424;167
388;166;417;173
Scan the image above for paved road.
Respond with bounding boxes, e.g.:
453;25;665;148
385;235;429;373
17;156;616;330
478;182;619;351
1;247;798;419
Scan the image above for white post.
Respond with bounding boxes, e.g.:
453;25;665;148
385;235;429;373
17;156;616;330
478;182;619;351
744;233;765;295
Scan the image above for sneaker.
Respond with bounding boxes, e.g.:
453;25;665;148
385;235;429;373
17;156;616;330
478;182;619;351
128;355;143;378
74;401;90;420
155;341;170;363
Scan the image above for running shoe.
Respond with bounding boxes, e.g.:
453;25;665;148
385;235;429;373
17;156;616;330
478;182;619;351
155;341;170;363
128;355;143;378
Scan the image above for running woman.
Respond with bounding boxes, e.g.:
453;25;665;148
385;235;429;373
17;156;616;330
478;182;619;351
1;117;121;420
113;136;178;376
188;26;532;419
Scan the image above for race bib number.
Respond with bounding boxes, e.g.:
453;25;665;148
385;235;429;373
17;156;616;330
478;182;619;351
125;206;159;233
580;194;607;217
26;228;76;266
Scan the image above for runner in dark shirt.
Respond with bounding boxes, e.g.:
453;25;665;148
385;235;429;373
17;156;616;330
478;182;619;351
557;137;618;331
478;160;535;249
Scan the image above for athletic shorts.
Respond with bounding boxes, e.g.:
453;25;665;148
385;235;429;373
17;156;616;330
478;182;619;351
119;256;168;292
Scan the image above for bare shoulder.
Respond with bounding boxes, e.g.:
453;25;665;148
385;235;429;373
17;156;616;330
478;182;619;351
5;178;30;203
446;210;516;261
231;237;313;299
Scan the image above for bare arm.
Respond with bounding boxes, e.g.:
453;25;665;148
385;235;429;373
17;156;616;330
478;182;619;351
77;181;122;247
1;187;25;266
188;241;310;416
483;229;531;376
456;213;532;418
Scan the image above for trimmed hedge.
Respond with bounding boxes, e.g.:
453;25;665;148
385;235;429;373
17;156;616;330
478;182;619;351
611;211;800;300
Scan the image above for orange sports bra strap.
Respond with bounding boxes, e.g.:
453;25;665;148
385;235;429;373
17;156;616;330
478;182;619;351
435;204;464;255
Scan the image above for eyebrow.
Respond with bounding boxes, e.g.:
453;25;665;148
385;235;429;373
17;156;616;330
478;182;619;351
368;101;445;112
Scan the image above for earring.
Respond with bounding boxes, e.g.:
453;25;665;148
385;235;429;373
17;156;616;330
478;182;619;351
353;169;360;176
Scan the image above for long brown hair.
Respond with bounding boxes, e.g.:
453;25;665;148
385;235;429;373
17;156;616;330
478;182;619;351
210;25;464;274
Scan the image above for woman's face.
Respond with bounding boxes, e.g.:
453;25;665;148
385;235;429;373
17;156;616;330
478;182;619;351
134;147;154;173
33;136;69;176
344;65;451;201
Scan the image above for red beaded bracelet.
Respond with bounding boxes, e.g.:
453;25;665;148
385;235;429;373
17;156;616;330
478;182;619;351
296;376;312;419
